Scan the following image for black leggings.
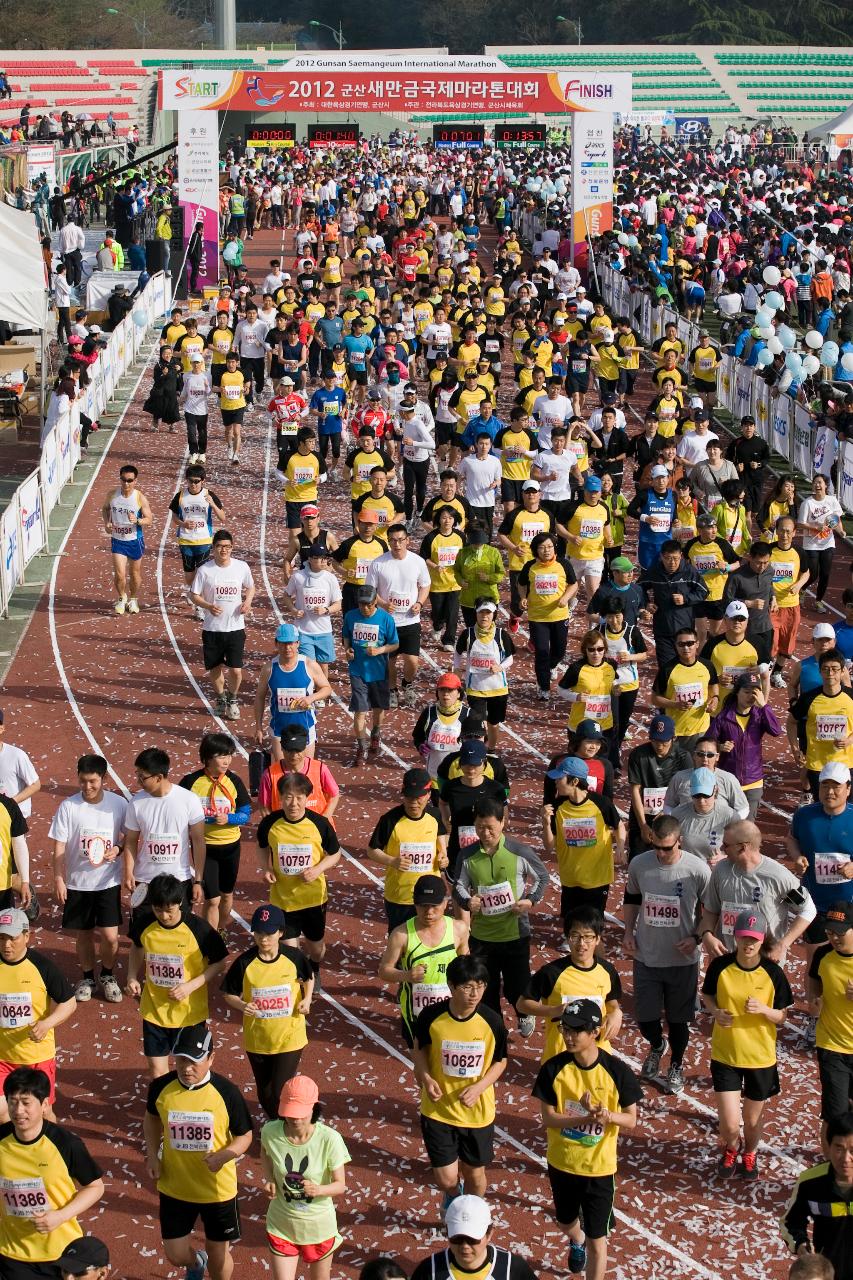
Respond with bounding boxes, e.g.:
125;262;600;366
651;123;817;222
404;458;429;518
430;590;460;643
529;619;569;690
318;433;342;462
185;413;208;454
470;936;531;1020
247;1048;302;1120
638;1019;690;1066
803;547;833;602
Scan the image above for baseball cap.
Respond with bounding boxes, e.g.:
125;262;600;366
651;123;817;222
190;352;204;364
278;1074;319;1119
689;394;704;410
88;324;102;334
575;719;603;741
560;997;603;1030
299;503;319;519
413;874;447;906
697;512;717;527
307;541;329;558
0;908;28;937
445;1194;492;1241
734;671;761;691
275;622;299;643
356;508;380;524
436;673;462;690
459;740;488;766
475;600;497;613
649;715;675;742
279;376;295;386
724;601;749;620
357;583;378;604
57;1238;110;1275
521;479;540;492
733;910;766;940
690;767;717;797
813;622;836;640
583;475;602;493
610;556;634;573
368;386;382;400
402;767;433;797
825;901;853;933
650;465;669;479
820;761;851;784
280;725;309;752
173;1025;213;1061
546;755;589;781
251;904;286;934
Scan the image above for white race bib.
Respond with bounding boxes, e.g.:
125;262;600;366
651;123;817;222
0;1177;48;1218
647;512;672;533
643;894;682;927
399;841;435;873
437;545;459;568
276;687;308;712
277;842;313;875
144;833;180;865
816;714;848;742
479;880;514;916
412;982;450;1016
250;984;294;1019
674;681;702;706
0;993;33;1029
457;825;478;849
167;1109;214;1152
81;827;112;866
146;953;185;988
720;901;743;936
642;787;667;815
584;694;611;721
814;852;849;885
562;816;597;847
440;1038;485;1078
534;573;559;596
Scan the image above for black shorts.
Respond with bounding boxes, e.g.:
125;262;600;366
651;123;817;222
560;884;609;926
395;622;422;657
710;1060;780;1102
419;1115;494;1170
804;914;828;945
180;544;211;574
817;1047;853;1122
436;421;454;447
282;903;326;943
0;890;13;910
694;599;726;621
0;1260;62;1280
466;694;509;726
203;841;241;898
565;374;590;395
142;1019;207;1060
749;630;773;665
285;500;310;530
500;478;524;505
384;899;417;933
349;676;390;712
159;1191;241;1244
547;1165;615;1238
221;408;245;426
61;884;122;931
202;629;246;671
347;366;369;386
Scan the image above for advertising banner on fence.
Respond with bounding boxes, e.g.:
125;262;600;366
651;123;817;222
735;365;754;422
41;428;60;517
160;66;631;116
839;441;853;513
57;411;72;486
753;379;771;443
1;497;21;602
571;112;613;259
813;422;838;479
178;111;220;292
793;403;813;477
25;143;57;191
17;471;44;567
771;393;791;459
719;354;735;414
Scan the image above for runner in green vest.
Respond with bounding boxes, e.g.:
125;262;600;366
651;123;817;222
378;875;469;1046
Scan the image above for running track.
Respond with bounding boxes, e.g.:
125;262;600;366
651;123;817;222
2;219;847;1279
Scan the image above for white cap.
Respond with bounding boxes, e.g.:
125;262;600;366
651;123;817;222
650;465;668;479
725;601;749;620
190;353;204;363
689;395;704;409
445;1195;492;1241
522;479;540;492
600;328;614;343
820;761;851;784
813;622;836;640
577;286;587;293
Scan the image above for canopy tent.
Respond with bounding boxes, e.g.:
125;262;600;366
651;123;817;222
0;200;47;332
805;104;853;159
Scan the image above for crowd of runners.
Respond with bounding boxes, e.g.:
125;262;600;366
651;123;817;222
6;121;853;1280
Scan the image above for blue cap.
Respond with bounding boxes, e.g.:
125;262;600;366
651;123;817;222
583;475;602;492
575;719;603;740
546;755;589;781
649;714;675;742
275;623;299;643
251;904;286;934
690;767;717;797
459;740;487;766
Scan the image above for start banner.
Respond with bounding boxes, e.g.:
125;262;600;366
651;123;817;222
160;67;631;116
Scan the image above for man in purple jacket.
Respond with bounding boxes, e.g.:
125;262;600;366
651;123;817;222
709;671;782;821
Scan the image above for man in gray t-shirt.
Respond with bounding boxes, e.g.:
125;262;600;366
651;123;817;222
623;814;711;1096
670;767;736;863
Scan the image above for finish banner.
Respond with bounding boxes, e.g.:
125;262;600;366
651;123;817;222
160;67;631;116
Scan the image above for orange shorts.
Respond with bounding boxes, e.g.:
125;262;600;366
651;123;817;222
0;1057;56;1103
267;1233;338;1262
771;604;800;658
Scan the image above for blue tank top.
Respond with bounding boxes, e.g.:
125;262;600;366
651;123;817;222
799;654;823;696
268;657;316;733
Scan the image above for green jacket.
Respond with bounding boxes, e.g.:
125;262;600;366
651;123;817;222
454;837;549;942
453;543;505;608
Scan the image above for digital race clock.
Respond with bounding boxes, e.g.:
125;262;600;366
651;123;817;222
495;123;547;148
307;123;360;148
246;123;296;149
433;123;486;149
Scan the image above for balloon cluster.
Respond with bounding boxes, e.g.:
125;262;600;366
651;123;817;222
755;265;852;381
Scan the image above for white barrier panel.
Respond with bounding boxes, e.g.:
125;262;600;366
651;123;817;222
102;333;115;402
839;440;853;514
793;404;813;477
40;427;60;516
17;470;44;567
734;365;754;423
771;393;791;461
640;294;653;344
719;354;735;414
813;423;837;479
69;401;81;471
1;495;22;601
753;378;771;443
57;407;73;486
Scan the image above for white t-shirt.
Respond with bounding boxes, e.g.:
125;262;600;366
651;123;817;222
534;449;574;501
180;372;212;417
285;568;341;636
532;394;572;451
192;558;254;632
233;318;269;359
48;791;127;892
0;743;39;819
459;454;502;508
124;785;205;884
677;431;718;470
422;322;452;359
367;551;431;627
798;495;843;551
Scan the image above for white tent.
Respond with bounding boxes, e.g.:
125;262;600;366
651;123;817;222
0;200;48;332
805;103;853;158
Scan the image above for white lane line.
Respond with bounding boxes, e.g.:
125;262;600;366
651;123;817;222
48;344;159;801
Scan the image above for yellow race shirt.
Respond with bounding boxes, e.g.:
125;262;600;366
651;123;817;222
256;809;339;912
532;1048;642;1176
553;793;620;889
147;1071;252;1203
497;507;553;571
128;911;226;1029
525;956;622;1062
0;1122;101;1262
654;659;716;738
494;427;534;482
368;804;445;905
176;332;205;372
794;688;853;772
414;1001;507;1128
206;327;235;365
0;796;27;893
283;451;321;504
332;534;385;585
222;943;312;1054
811;945;853;1053
684;535;737;602
704;637;759;702
564;498;610;561
770;545;803;608
179;768;250;848
702;953;791;1068
219;370;246;412
518;557;574;623
561;659;618;733
422;530;464;594
0;948;74;1065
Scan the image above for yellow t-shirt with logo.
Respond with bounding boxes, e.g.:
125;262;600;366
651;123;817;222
414;1002;507;1127
257;809;339;912
498;506;553;571
553;793;619;889
812;944;853;1053
219;370;246;412
526;956;622;1062
0;1122;101;1263
770;545;803;608
532;1048;642;1176
0;949;74;1065
565;499;610;561
129;912;226;1029
703;953;791;1068
518;557;574;623
147;1072;251;1203
283;451;321;504
222;943;312;1054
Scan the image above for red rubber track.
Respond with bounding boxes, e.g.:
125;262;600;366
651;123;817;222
3;219;848;1279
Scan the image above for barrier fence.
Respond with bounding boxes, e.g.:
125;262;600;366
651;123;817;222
599;264;853;513
0;270;170;619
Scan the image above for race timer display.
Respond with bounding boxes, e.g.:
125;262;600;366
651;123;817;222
307;123;360;147
495;123;547;147
433;123;486;149
246;123;296;149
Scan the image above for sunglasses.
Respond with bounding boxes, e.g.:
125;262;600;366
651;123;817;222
652;841;679;852
587;646;606;654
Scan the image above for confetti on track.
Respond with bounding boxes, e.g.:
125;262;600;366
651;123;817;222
4;218;844;1279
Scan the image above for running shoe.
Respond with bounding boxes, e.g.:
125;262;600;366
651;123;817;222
215;693;228;717
741;1150;759;1181
100;975;123;1003
568;1241;587;1275
517;1015;536;1038
368;730;381;758
508;617;520;634
114;597;127;615
23;890;40;923
717;1145;739;1178
771;670;786;689
198;453;206;463
227;697;240;721
432;630;443;644
388;690;399;709
537;688;549;700
127;599;140;614
815;600;828;613
232;454;240;466
75;977;97;1002
640;1037;669;1080
442;643;455;652
664;1063;685;1095
347;743;365;769
185;1248;208;1280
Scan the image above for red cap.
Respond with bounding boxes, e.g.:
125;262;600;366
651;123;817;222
278;1074;319;1119
436;673;462;690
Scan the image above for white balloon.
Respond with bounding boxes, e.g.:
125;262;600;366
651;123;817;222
822;343;840;365
805;330;825;350
762;265;781;286
756;349;774;367
618;233;629;246
767;337;783;355
754;307;774;327
758;326;774;340
765;290;784;310
801;354;820;376
842;352;853;373
777;326;796;351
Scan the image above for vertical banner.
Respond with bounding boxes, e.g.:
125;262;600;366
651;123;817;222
178;111;220;292
719;354;735;414
793;403;813;477
17;471;44;567
640;294;653;344
734;365;754;423
1;496;21;601
753;378;771;443
40;429;60;517
813;422;837;480
57;411;72;485
571;113;613;268
839;440;853;514
770;393;791;461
